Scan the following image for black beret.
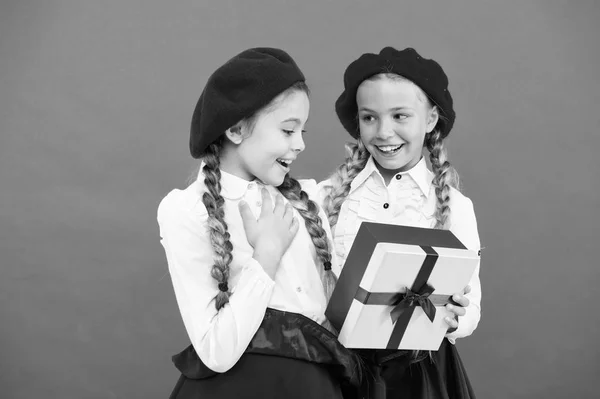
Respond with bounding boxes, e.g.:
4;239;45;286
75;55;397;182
335;47;455;139
190;47;305;158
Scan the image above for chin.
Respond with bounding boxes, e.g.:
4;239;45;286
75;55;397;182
374;156;408;172
271;177;286;187
260;173;286;187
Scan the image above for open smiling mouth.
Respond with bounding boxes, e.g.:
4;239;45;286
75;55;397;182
276;159;292;168
375;144;404;154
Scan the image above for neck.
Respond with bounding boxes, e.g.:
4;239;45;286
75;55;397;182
373;156;422;185
218;145;255;182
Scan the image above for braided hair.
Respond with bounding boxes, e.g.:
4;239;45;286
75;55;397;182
278;175;338;303
201;83;338;320
425;128;460;229
201;138;234;310
320;140;370;231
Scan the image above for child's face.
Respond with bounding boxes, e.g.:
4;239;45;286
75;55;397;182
357;75;435;175
234;90;309;186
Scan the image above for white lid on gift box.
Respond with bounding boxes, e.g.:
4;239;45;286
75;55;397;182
326;222;480;350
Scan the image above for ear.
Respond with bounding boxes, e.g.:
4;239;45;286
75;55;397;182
426;106;440;133
225;123;244;145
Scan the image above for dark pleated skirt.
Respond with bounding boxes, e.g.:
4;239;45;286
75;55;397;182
357;339;476;399
168;309;362;399
170;352;344;399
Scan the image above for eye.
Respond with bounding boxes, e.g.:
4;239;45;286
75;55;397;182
393;113;408;121
282;129;294;135
360;115;376;123
301;129;307;135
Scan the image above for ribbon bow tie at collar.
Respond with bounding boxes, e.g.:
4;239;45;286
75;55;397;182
390;283;437;324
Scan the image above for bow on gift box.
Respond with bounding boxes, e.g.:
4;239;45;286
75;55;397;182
390;283;437;324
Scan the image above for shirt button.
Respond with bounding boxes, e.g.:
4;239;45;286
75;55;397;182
296;287;302;293
395;174;402;180
256;201;262;207
247;183;254;189
383;203;389;209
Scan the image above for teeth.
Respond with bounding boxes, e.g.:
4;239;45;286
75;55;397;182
377;145;402;152
277;159;292;166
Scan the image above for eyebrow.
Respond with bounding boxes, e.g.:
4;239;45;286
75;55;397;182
281;118;303;124
358;106;412;112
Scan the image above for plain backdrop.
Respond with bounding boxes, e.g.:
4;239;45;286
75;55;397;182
1;1;599;398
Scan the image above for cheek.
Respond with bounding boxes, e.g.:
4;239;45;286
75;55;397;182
243;133;279;160
359;124;375;141
401;122;426;142
241;142;270;166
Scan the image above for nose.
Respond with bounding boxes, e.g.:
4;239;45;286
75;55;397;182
292;132;305;153
376;117;395;140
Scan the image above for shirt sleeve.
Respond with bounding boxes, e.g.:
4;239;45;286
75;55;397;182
445;195;482;344
157;190;275;372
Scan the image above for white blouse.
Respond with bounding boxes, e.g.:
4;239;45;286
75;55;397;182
318;156;482;344
157;167;339;373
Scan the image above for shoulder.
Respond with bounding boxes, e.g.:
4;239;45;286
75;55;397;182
317;178;335;207
422;166;476;216
448;187;477;218
157;180;208;231
299;177;333;219
447;188;480;250
298;178;322;202
300;178;336;208
316;178;333;194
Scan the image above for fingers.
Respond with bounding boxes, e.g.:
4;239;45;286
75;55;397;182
446;302;467;317
444;315;459;330
252;188;298;240
238;200;254;222
452;292;471;307
238;200;256;235
282;203;294;225
259;188;273;218
289;216;300;237
273;194;285;217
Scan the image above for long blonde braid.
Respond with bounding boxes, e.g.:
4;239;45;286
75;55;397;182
424;128;460;229
201;141;234;310
413;129;461;359
321;140;370;230
278;175;338;300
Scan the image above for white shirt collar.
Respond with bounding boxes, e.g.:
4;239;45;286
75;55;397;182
197;162;258;200
349;155;379;193
349;156;433;197
406;157;434;197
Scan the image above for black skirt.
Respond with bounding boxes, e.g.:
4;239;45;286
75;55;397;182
357;339;476;399
171;352;344;399
169;309;363;399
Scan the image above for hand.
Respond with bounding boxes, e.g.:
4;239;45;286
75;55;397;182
444;285;471;332
239;188;299;279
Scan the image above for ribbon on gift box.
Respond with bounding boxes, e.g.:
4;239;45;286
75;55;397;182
354;245;452;349
390;283;437;323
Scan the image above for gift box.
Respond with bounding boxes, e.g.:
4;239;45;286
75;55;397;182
325;222;479;350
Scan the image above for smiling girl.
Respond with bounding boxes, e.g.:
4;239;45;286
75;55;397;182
157;48;359;399
319;46;482;398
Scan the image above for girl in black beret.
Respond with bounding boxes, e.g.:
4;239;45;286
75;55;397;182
157;48;361;399
318;47;482;398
